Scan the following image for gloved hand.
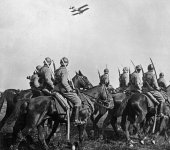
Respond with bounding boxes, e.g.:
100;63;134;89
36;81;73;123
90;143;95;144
70;89;76;93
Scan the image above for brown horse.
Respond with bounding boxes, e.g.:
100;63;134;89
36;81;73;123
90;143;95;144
0;89;20;131
121;86;170;147
90;91;127;138
11;85;113;150
0;89;35;133
0;70;93;135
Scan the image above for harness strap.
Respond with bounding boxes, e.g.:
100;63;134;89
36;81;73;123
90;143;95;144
81;92;111;109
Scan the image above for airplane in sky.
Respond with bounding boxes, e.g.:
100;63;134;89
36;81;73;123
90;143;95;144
69;4;89;16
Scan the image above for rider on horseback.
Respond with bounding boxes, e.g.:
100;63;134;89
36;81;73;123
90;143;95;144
54;57;81;124
27;65;42;90
119;67;130;92
143;64;165;117
100;68;115;94
100;68;110;86
129;65;142;93
158;72;167;91
39;57;54;93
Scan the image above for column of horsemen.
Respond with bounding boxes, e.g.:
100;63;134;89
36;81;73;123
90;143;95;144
27;57;168;126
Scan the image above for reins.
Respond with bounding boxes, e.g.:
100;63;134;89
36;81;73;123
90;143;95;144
80;89;111;109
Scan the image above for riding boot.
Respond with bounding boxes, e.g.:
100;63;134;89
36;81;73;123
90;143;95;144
158;102;164;117
74;106;81;124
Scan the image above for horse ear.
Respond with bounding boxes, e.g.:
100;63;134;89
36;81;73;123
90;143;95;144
79;70;83;76
75;71;78;75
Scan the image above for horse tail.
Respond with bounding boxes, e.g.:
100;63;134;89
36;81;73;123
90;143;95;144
116;96;129;117
0;91;5;112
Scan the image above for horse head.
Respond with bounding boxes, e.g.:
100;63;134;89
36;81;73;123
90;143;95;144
72;70;93;90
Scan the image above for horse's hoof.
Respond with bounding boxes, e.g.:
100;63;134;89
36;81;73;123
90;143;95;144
129;143;134;148
140;140;145;145
72;144;76;150
10;145;18;150
151;140;156;145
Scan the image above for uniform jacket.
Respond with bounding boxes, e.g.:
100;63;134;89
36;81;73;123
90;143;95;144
143;71;160;92
40;64;54;89
158;77;167;90
100;74;109;86
54;66;72;93
30;73;40;88
130;71;142;91
119;72;129;88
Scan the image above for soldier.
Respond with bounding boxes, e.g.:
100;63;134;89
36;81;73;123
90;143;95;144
119;67;129;91
143;64;165;116
129;65;142;93
158;72;167;91
99;68;115;93
100;68;110;87
54;57;81;124
39;57;54;92
27;65;42;90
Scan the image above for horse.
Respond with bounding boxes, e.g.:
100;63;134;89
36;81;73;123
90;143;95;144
72;70;93;90
11;84;113;150
121;86;170;147
101;92;128;139
0;70;93;135
0;89;20;131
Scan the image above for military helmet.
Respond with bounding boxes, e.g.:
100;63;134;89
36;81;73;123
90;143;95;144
60;57;69;65
36;65;42;71
123;67;128;72
136;65;141;70
159;72;164;77
44;57;52;65
148;64;154;71
104;68;109;73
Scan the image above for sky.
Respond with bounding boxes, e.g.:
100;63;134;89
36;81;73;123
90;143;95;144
0;0;170;91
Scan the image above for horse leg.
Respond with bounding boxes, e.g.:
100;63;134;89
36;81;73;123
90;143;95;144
38;124;49;150
76;124;86;150
93;113;103;138
101;111;112;140
11;126;30;150
110;116;119;136
46;120;59;144
0;106;14;131
136;112;146;145
124;117;133;147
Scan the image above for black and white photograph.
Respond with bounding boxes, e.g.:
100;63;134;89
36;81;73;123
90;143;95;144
0;0;170;150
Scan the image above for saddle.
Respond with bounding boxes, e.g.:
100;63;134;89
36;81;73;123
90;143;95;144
47;91;94;121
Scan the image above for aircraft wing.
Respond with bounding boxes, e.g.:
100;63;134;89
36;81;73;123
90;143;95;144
80;8;89;13
72;12;80;16
71;9;77;12
78;4;88;10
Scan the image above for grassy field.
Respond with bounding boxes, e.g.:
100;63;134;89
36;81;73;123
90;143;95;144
0;102;170;150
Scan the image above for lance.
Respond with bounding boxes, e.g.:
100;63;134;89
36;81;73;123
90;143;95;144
140;64;145;77
61;59;75;89
130;60;136;68
129;67;131;81
98;69;101;80
52;60;56;72
118;67;121;78
150;58;158;80
148;59;158;133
